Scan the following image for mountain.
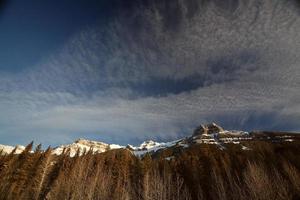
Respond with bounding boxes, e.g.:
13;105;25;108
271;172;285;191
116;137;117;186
52;138;123;157
0;144;25;155
1;123;300;200
1;123;299;157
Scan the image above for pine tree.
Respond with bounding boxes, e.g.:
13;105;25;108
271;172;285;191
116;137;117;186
1;142;34;199
28;147;53;200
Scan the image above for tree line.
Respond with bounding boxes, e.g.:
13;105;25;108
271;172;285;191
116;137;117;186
0;140;300;200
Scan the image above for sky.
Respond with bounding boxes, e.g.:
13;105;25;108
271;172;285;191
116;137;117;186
0;0;299;147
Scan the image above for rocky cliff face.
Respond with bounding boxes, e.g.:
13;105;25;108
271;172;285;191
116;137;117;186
52;139;123;157
192;122;224;136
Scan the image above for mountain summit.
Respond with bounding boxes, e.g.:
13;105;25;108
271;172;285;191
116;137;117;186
192;122;224;136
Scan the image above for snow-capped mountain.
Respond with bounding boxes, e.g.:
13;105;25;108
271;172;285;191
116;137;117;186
52;138;123;157
0;144;26;155
0;123;298;157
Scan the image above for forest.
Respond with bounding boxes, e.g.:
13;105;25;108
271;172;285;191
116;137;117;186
0;140;300;200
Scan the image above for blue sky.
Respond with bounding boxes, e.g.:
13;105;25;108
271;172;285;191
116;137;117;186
0;0;299;147
0;0;111;72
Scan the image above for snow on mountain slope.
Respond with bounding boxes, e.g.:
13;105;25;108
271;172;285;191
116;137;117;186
137;140;162;150
0;144;25;154
52;139;124;157
131;139;183;157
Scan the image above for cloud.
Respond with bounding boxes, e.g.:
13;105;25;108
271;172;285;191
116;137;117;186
0;0;299;146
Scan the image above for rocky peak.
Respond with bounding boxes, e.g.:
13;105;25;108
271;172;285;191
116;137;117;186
138;140;162;150
74;138;108;147
192;122;224;136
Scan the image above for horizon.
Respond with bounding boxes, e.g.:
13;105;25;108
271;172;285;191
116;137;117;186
1;122;300;148
0;0;299;147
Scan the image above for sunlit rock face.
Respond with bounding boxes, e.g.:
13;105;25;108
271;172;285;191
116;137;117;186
192;123;224;136
52;139;123;157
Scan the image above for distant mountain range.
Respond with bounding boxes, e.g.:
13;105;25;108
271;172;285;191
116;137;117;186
1;123;300;200
1;123;299;157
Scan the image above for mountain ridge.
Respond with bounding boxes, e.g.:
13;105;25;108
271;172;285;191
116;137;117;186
1;123;299;157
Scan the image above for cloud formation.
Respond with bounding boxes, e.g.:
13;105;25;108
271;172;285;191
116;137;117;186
0;0;299;146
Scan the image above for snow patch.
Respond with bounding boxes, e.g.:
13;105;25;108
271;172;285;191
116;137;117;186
241;145;251;150
0;144;25;154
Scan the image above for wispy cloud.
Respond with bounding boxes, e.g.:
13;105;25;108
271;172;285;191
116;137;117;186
0;0;299;146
